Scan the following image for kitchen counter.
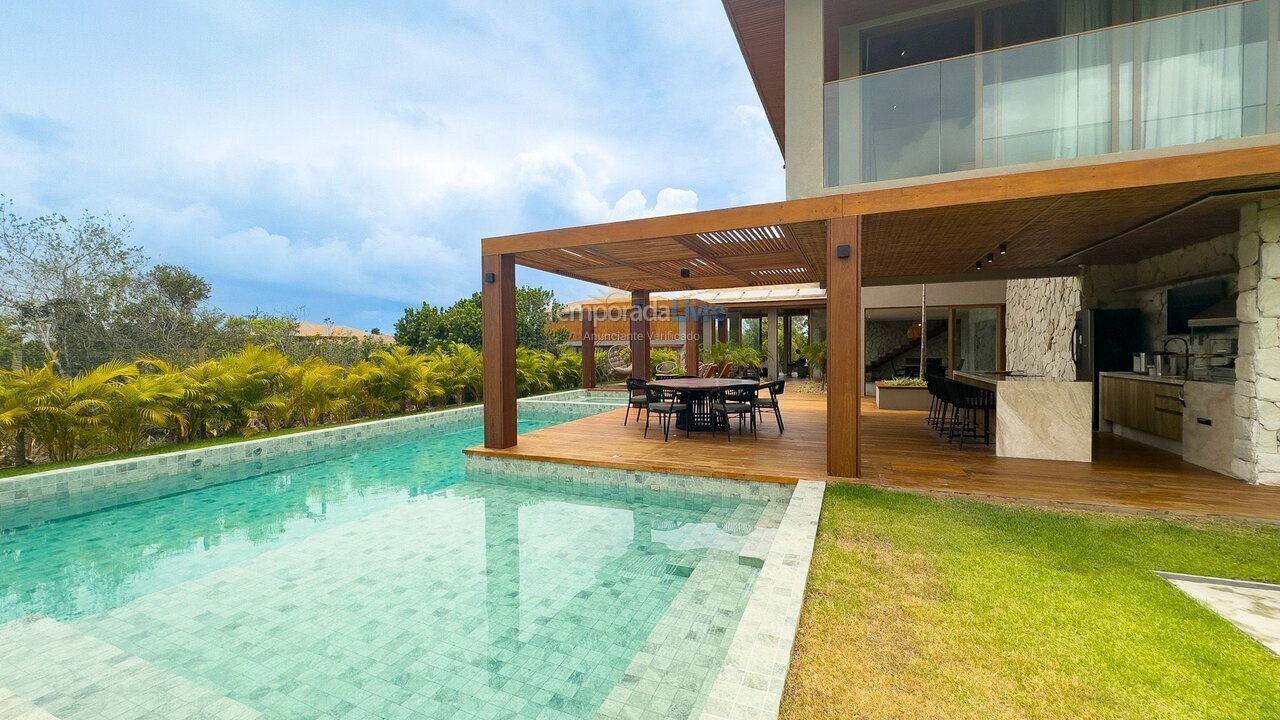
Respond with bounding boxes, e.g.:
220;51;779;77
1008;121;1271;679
953;371;1050;388
954;371;1092;462
1098;371;1185;387
1098;371;1234;386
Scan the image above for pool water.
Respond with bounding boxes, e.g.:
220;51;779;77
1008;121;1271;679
0;414;774;720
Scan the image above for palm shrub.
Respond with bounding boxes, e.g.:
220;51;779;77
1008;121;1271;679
101;371;185;452
727;345;762;374
214;345;290;434
0;361;63;465
24;360;138;461
704;342;732;367
797;340;828;388
368;346;436;413
515;347;553;396
593;350;608;385
286;358;349;427
346;360;388;419
551;349;581;389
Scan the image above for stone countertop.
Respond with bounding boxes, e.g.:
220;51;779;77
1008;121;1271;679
953;371;1069;387
1098;371;1186;387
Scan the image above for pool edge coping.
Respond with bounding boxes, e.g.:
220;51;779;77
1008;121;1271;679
0;392;622;514
695;478;825;720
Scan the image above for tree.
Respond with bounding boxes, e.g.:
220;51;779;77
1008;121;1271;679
114;264;224;365
394;286;567;353
0;198;145;373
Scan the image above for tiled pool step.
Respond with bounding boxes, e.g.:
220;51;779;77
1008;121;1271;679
0;616;263;719
0;687;59;719
597;549;759;720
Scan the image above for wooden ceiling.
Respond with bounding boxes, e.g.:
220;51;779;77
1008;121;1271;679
722;0;786;154
514;221;829;292
863;174;1280;282
723;0;943;156
488;144;1280;291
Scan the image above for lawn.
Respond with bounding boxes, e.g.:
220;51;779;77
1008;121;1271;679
783;485;1280;720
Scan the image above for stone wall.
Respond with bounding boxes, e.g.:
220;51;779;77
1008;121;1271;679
1235;200;1280;485
1005;276;1082;380
1130;235;1238;352
865;321;912;374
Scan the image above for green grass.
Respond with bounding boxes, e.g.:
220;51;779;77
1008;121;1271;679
0;402;481;480
783;485;1280;720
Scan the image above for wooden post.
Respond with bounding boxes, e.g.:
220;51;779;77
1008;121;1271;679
684;308;700;376
581;310;596;389
482;253;517;449
767;309;780;378
630;290;650;380
826;216;862;478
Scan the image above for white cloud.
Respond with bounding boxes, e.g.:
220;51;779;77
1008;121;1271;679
202;226;464;304
0;1;782;326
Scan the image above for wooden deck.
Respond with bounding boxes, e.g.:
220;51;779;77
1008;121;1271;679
466;394;1280;523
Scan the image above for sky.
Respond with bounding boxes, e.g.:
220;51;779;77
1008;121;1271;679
0;1;784;332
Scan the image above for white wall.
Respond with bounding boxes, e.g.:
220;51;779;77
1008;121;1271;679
864;280;1008;309
784;0;825;200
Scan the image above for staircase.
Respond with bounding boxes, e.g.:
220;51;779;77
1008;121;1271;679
866;320;946;375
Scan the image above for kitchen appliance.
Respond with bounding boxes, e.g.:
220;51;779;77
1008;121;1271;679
1133;352;1149;373
1074;309;1145;429
1168;278;1227;333
1187;293;1239;329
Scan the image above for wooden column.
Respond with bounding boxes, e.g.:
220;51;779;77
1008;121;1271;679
482;253;517;449
684;312;700;376
630;290;650;380
581;311;596;389
826;216;862;478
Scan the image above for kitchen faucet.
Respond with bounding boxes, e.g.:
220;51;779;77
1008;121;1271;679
1164;336;1190;379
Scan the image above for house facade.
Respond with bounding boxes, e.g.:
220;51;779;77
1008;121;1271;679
483;0;1280;483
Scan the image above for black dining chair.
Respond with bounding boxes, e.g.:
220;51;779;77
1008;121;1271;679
624;377;648;426
643;384;688;441
752;379;786;433
711;386;756;441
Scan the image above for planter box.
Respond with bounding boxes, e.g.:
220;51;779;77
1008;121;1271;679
875;383;932;411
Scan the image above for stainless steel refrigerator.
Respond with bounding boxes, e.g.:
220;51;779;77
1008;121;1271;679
1073;309;1144;429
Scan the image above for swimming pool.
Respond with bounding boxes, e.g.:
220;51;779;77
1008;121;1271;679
0;404;797;720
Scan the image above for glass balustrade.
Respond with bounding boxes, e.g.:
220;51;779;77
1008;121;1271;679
824;0;1276;186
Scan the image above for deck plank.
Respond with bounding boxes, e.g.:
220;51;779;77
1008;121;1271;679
466;394;1280;522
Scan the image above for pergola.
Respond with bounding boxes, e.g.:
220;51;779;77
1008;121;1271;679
481;143;1280;478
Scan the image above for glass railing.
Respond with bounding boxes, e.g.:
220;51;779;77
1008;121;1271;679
823;0;1277;187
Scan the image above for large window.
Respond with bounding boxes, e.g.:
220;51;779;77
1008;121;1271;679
824;0;1272;185
833;0;1238;82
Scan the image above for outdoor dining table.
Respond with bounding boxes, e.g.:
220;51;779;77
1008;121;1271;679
650;377;760;432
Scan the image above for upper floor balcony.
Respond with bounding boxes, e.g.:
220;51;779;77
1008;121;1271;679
823;0;1279;187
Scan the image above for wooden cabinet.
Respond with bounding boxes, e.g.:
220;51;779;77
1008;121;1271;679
1099;376;1183;442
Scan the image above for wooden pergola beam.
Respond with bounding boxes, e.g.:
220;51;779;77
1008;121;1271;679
826;216;862;478
630;290;651;381
581;311;596;389
482;254;517;449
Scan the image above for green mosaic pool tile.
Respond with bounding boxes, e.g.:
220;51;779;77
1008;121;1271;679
0;406;783;719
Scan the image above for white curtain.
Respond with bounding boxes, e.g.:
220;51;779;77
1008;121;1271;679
1140;1;1244;148
985;0;1112;164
